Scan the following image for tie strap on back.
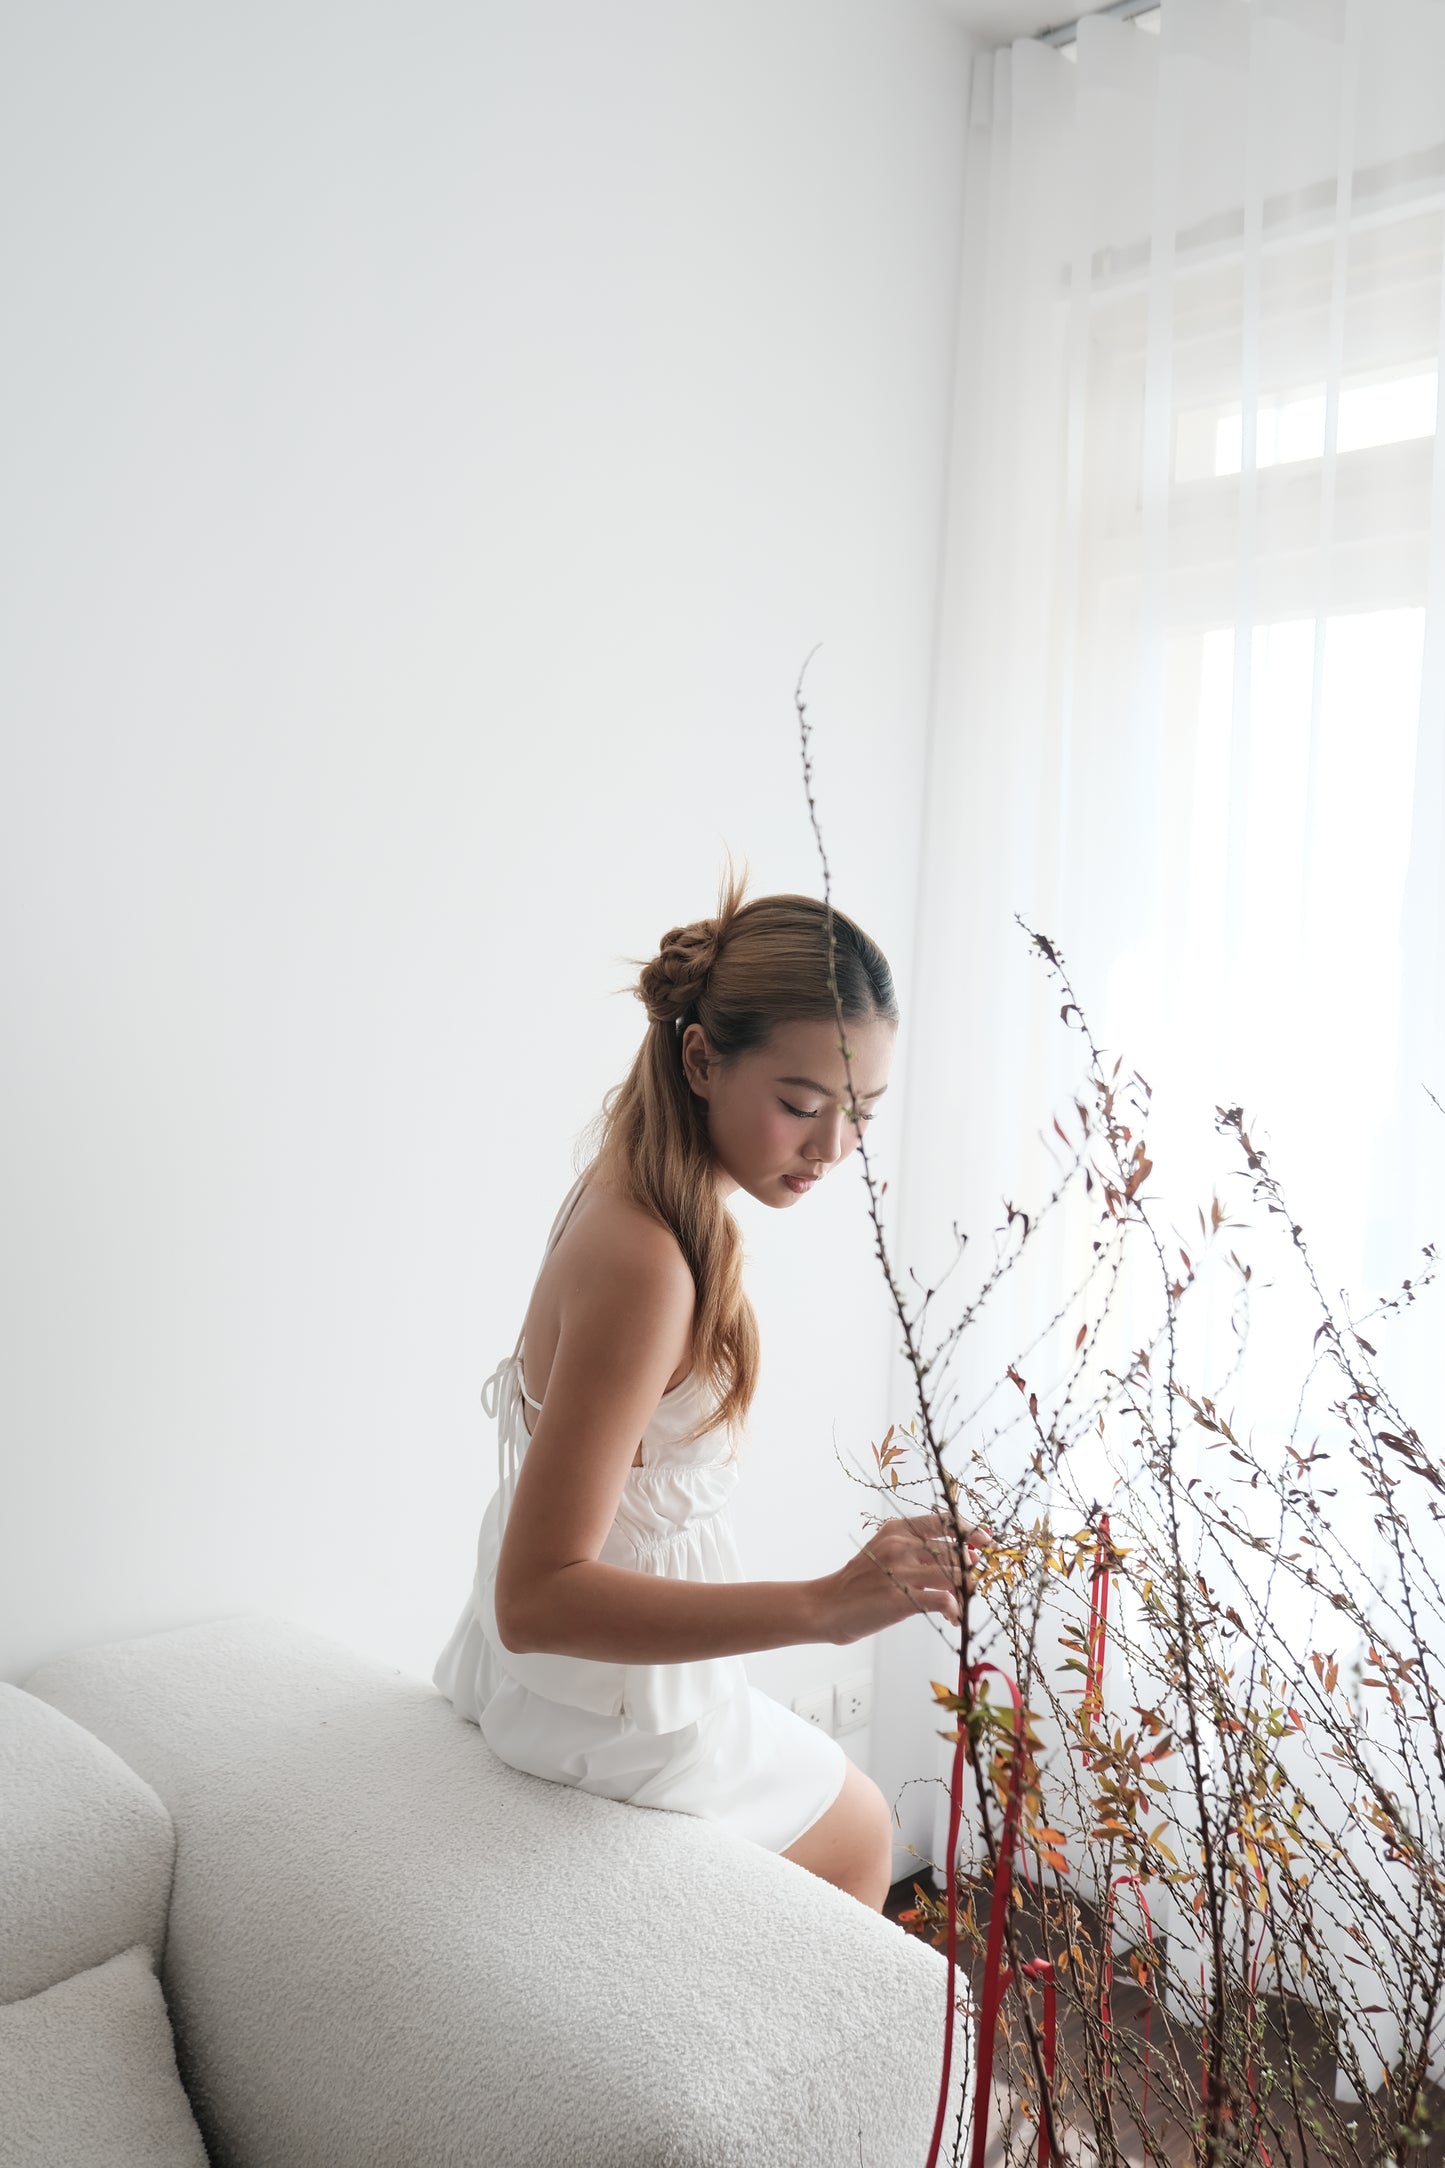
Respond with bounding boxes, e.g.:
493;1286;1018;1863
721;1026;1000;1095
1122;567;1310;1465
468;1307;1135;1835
481;1343;527;1527
480;1168;591;1526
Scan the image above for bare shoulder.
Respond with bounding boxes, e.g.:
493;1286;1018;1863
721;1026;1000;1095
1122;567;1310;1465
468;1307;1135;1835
566;1167;694;1305
519;1166;695;1409
542;1167;697;1400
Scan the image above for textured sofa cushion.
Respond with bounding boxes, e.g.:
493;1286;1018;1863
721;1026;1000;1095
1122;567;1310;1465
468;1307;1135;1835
0;1944;208;2168
0;1682;173;2004
23;1613;971;2168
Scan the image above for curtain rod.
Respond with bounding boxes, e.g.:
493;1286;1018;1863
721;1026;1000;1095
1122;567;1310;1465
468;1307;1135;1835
1036;0;1160;48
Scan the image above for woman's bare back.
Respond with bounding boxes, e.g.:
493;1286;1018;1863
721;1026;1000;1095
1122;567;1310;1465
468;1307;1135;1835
518;1168;696;1463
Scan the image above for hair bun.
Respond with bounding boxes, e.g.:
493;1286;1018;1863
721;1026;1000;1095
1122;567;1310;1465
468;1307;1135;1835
639;919;720;1026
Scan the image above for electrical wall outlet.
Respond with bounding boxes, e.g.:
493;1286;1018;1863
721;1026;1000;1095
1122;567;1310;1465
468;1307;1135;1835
791;1686;834;1734
833;1671;873;1735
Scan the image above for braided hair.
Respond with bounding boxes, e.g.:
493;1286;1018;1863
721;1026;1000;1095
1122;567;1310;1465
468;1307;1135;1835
637;918;724;1029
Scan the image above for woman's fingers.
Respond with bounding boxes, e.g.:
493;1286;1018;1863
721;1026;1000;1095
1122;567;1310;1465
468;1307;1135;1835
922;1534;982;1580
907;1543;978;1603
912;1523;992;1600
883;1512;998;1620
918;1511;995;1547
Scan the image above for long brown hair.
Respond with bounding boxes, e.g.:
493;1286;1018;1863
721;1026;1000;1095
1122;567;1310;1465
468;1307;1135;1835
576;853;899;1453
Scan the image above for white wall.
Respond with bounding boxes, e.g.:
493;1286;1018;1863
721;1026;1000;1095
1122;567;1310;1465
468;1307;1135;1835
1;0;974;1862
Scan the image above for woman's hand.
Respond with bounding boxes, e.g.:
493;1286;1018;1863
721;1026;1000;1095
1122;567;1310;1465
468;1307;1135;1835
813;1511;992;1647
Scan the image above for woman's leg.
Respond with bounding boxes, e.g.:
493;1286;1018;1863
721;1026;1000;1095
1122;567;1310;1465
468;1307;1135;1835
780;1757;894;1911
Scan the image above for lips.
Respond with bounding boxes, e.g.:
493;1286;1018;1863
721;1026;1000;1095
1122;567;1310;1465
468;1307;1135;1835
783;1173;818;1191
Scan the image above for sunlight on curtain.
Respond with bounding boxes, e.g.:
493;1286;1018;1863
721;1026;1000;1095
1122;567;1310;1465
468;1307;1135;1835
891;0;1445;2068
1181;363;1439;477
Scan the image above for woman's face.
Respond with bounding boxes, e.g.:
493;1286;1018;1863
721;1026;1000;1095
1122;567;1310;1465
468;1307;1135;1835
680;1013;897;1207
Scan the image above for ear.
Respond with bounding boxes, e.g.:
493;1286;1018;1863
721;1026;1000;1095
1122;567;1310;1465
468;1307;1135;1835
679;1023;713;1100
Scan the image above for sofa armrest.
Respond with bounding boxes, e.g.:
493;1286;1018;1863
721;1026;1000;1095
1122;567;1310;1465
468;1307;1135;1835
23;1614;969;2168
0;1684;174;2004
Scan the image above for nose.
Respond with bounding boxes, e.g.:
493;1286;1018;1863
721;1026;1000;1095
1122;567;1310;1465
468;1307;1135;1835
806;1105;854;1172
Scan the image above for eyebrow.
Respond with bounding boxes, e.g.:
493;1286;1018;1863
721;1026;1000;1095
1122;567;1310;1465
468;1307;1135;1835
776;1075;889;1100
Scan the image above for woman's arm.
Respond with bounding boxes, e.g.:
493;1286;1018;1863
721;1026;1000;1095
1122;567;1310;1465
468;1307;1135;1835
498;1559;828;1663
493;1202;828;1663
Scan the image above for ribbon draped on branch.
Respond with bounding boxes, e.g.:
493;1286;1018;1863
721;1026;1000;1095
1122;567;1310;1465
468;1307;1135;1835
967;1663;1027;2168
925;1637;973;2168
924;1652;1061;2168
926;1516;1122;2168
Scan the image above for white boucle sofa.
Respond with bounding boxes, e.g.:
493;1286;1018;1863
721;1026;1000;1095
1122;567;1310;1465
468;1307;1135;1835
4;1614;970;2167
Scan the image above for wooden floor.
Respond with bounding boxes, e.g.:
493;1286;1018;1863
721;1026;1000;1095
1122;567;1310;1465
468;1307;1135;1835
881;1876;1445;2168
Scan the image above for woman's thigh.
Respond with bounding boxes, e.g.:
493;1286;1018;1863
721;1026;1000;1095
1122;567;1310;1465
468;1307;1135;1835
780;1756;893;1910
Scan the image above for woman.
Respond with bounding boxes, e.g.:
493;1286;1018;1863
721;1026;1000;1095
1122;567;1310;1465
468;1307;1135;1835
433;860;971;1912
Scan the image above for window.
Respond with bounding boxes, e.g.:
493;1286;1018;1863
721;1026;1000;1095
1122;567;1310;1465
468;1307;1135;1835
1176;362;1439;481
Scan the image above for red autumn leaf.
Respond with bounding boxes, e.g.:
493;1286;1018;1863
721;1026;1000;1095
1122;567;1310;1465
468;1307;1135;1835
1124;1152;1153;1201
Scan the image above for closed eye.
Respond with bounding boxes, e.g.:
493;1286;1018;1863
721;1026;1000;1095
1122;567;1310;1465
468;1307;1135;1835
780;1098;875;1124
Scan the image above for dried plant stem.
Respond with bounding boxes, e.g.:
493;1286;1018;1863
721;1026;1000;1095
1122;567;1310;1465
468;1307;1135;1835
792;656;1445;2168
794;650;1064;2168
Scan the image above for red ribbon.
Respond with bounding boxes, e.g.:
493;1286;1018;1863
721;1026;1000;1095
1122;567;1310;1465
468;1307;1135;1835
926;1515;1114;2168
925;1656;1038;2168
997;1958;1058;2168
925;1636;970;2168
967;1664;1027;2168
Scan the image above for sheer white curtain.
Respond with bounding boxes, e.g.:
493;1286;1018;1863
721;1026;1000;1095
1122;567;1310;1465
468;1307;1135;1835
877;0;1445;2073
